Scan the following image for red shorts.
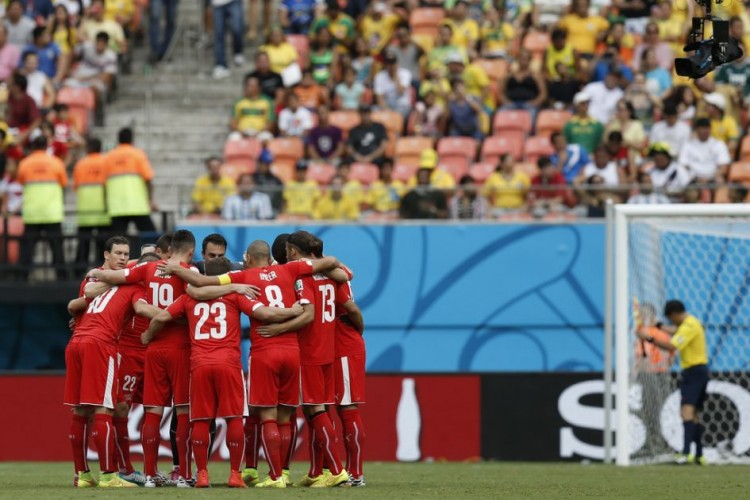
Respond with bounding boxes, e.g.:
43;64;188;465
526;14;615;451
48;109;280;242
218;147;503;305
142;347;190;407
248;348;300;407
118;350;145;405
300;363;334;405
334;354;366;405
190;364;247;421
64;339;118;409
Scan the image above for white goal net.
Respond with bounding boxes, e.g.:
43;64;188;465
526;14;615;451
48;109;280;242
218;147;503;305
609;205;750;465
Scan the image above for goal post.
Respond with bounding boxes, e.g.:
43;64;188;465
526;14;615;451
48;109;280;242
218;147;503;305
607;204;750;466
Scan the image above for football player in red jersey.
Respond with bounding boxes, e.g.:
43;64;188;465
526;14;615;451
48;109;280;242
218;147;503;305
87;230;201;487
64;236;162;489
143;256;302;488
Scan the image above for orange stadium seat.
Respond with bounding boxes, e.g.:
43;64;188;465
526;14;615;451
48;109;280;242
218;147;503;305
306;163;337;185
286;34;309;67
221;163;252;180
469;161;497;183
524;135;554;163
523;31;551;58
474;58;508;81
493;109;533;135
739;136;750;161
268;137;304;182
437;137;477;180
372;109;404;136
395;136;435;166
729;161;750;182
515;161;540;178
223;138;260;168
0;215;22;264
349;162;380;185
481;132;525;162
57;87;96;134
409;8;445;37
393;163;417;183
384;131;398;158
535;109;572;137
329;110;361;137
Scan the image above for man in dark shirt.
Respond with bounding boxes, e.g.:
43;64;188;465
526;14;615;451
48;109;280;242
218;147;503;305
399;167;448;219
307;105;344;163
6;72;40;144
252;148;284;214
346;104;388;166
244;52;285;107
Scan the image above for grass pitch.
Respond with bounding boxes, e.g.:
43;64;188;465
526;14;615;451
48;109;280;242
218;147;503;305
0;461;748;499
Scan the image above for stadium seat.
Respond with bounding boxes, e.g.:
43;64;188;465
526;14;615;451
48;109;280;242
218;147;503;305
474;58;508;81
523;31;551;58
409;8;445;37
329;110;361;138
0;215;22;264
393;163;417;183
469;161;497;183
493;109;533;135
348;162;380;185
306;162;336;185
729;161;750;182
535;109;572;137
437;137;478;180
223;137;261;168
481;132;525;162
372;109;404;136
515;161;540;178
384;131;398;158
286;34;309;67
524;135;554;163
268;137;304;183
271;163;295;184
221;163;252;180
57;86;96;134
395;136;435;167
739;136;750;161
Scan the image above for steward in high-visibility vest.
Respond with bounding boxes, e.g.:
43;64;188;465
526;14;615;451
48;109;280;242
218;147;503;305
73;138;111;270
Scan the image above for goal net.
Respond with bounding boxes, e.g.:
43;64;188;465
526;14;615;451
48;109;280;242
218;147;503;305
609;204;750;465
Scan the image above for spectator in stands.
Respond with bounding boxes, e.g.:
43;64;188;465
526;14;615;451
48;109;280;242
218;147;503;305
0;161;22;216
442;0;479;52
715;41;750;106
335;66;365;110
665;85;697;121
368;158;404;214
65;32;118;98
278;92;313;138
654;1;686;56
581;69;624;125
445;0;490;23
360;2;400;55
577;146;625;190
624;72;661;129
350;37;374;84
19;51;55;111
192;156;237;215
391;23;424;88
0;25;21;82
645;142;692;199
221;173;274;220
407;149;455;189
704;92;740;155
51;103;84;161
447;79;483;140
729;16;750;58
558;0;609;58
627;171;671;204
590;43;634;84
210;0;244;79
429;25;465;75
283;160;320;218
649;104;691;156
311;0;356;50
5;0;35;47
678;118;731;184
347;104;388;166
544;29;583;107
259;26;300;77
50;5;77;71
603;130;629;176
419;63;451;108
6;73;41;145
633;21;673;71
399;166;448;220
578;174;618;217
728;184;749;203
313;174;360;220
278;0;317;34
449;51;493;112
483;153;530;217
563;92;604;154
605;99;646;179
81;0;128;55
24;27;63;85
104;0;134;28
529;156;567;218
307;105;344;163
294;68;329;109
252;149;283;214
310;27;336;86
498;48;547;125
613;0;653;35
374;50;412;118
603;21;636;67
246;52;285;107
413;89;445;139
480;6;515;59
73;137;111;272
149;0;179;62
532;0;567;30
640;48;672;98
450;174;488;220
229;76;275;139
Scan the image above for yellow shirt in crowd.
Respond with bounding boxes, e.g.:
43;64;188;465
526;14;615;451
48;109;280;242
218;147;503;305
192;174;237;214
483;171;530;209
283;179;321;216
558;14;608;55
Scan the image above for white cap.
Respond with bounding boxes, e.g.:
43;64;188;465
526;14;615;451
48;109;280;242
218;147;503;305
704;92;726;111
373;2;387;12
573;92;591;105
256;131;274;143
445;52;465;64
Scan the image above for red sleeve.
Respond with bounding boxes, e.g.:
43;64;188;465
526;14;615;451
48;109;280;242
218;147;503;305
165;294;188;320
296;276;314;305
123;261;151;283
227;270;248;283
235;294;264;316
289;260;314;278
129;285;148;306
335;281;352;306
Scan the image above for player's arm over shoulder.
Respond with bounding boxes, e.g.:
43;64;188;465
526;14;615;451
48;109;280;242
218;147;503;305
340;299;364;333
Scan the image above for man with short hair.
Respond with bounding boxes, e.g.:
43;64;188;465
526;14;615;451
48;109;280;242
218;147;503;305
563;92;604;154
230;76;275;138
6;72;41;145
374;50;412;118
245;52;285;105
253;150;284;215
65;32;118;96
192;156;237;215
4;0;35;46
580;70;624;125
81;0;128;55
278;92;314;138
222;173;274;221
23;26;63;84
400;166;448;219
283;160;320;219
677;118;731;184
346;105;388;166
550;132;590;183
648;105;691;157
307;106;344;164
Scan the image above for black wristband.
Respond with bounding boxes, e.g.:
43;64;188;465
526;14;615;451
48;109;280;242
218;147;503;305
655;322;664;330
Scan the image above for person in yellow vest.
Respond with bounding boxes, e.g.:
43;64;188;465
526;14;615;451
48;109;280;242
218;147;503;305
407;149;456;190
104;127;156;237
16;135;68;279
636;299;710;465
191;156;237;215
482;153;531;217
313;175;360;220
73;137;111;273
282;160;320;219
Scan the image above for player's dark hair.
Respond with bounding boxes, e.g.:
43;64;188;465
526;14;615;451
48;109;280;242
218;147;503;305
137;252;160;263
246;240;271;263
87;137;102;153
95;31;109;44
272;233;290;264
309;235;323;258
155;233;173;253
12;72;27;91
664;300;686;316
118;127;133;144
202;233;228;254
205;256;232;276
287;230;316;256
170;230;196;254
105;235;130;253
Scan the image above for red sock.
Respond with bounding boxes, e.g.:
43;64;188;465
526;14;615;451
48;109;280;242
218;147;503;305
306;419;320;477
69;414;90;473
191;420;210;472
244;415;260;469
279;422;293;470
341;409;365;478
176;413;192;479
141;411;162;476
311;412;342;475
259;420;281;480
113;416;134;474
226;418;245;472
91;414;115;473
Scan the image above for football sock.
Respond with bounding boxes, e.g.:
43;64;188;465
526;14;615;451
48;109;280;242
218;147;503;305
92;414;115;474
69;414;90;473
113;416;134;474
311;412;342;476
244;415;260;469
279;422;293;470
682;421;696;455
260;420;282;480
209;418;217;451
192;420;210;471
226;418;245;472
306;417;319;477
694;423;704;457
170;410;179;467
341;408;365;478
142;411;162;476
176;413;192;479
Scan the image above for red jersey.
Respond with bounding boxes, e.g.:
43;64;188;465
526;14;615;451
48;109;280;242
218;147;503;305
166;293;263;369
334;281;365;358
123;260;196;349
117;284;150;352
298;273;349;365
226;260;314;352
74;285;148;346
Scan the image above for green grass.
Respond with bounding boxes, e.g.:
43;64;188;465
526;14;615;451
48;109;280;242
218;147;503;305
0;461;748;499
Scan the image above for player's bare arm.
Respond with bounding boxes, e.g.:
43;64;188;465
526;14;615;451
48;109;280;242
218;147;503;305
67;297;87;316
187;283;259;300
133;301;163;320
252;302;304;323
83;281;113;299
257;303;314;337
309;256;341;274
158;262;221;287
142;309;174;345
341;300;365;333
86;268;128;285
324;267;350;283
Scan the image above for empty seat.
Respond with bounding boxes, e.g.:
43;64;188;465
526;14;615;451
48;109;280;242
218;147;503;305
220;163;252;180
329;110;361;138
396;136;435;167
57;86;96;134
523;31;551;57
535;109;572;137
493;109;533;135
524;135;554;163
306;163;336;185
223;137;261;168
286;34;309;67
437;137;478;180
268;137;304;183
393;163;417;183
469;162;497;183
372;109;404;136
409;8;445;37
481;132;525;162
348;162;380;185
474;58;508;81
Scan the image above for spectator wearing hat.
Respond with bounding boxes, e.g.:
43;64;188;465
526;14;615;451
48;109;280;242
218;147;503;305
374;50;412;118
229;76;275;139
399;165;448;220
649;104;692;156
407;149;456;190
313;174;360;220
563;92;604;154
360;2;401;55
529;156;568;217
441;0;480;52
550;132;590;183
347;105;388;166
278;92;314;138
450;174;489;220
645;142;692;199
558;0;609;58
704;92;740;154
627;171;671;204
677;118;731;184
447;51;493;112
221;173;274;220
580;69;624;125
447;79;483;140
308;105;344;164
283;160;320;219
253;149;284;214
310;0;356;50
192;156;237;215
483;153;531;217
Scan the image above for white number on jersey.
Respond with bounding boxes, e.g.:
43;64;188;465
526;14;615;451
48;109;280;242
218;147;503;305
122;375;137;392
265;285;285;308
149;282;174;307
318;284;335;323
194;302;228;340
87;286;118;314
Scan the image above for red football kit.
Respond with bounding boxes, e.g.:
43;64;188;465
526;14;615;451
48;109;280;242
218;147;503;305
334;280;366;405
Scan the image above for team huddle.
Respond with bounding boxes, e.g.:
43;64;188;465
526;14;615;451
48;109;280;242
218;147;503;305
63;229;366;488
